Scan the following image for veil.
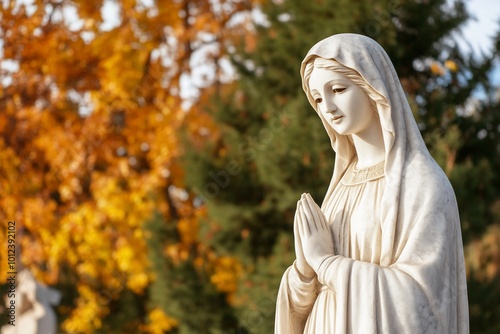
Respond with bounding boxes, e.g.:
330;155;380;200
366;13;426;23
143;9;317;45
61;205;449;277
300;33;431;266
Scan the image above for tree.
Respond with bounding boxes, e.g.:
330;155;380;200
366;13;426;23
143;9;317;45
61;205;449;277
0;0;256;332
183;0;500;332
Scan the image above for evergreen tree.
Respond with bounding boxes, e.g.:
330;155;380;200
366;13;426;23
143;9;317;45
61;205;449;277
145;212;240;333
182;0;500;332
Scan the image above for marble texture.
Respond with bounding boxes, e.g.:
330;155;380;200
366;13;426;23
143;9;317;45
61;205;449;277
275;34;469;334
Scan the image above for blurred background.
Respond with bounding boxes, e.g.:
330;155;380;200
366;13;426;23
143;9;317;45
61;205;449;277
0;0;499;333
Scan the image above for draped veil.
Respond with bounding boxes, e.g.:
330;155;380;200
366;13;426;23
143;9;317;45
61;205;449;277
275;34;469;333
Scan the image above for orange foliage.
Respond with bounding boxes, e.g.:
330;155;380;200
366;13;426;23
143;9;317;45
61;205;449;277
465;224;500;282
210;256;243;296
140;308;178;334
0;0;257;332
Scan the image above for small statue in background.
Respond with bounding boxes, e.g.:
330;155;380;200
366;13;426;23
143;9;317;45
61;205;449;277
1;269;61;334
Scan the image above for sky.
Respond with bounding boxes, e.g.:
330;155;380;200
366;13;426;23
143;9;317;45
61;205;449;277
98;0;500;73
174;0;500;103
2;0;499;90
458;0;499;55
457;0;500;85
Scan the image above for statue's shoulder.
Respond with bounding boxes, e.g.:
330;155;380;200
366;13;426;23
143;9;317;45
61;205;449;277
402;149;456;203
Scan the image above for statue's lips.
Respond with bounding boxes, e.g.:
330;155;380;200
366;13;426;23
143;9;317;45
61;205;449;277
331;115;343;122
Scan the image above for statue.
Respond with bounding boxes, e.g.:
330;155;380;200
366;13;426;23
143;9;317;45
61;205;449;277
275;34;469;333
1;269;61;334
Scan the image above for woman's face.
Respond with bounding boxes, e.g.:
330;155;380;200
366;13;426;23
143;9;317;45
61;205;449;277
308;67;375;136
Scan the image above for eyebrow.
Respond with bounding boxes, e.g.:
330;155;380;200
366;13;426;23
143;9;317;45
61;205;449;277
309;79;350;92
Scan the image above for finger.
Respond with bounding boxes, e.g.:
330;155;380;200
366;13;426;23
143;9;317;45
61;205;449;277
302;203;316;234
294;220;305;258
298;208;313;265
294;200;300;220
294;222;303;257
306;193;328;230
304;194;320;228
298;202;311;236
306;193;323;214
294;201;302;236
298;203;310;237
304;194;321;231
309;194;327;221
300;195;314;229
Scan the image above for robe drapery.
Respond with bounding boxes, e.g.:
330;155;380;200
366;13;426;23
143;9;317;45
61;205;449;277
275;34;469;333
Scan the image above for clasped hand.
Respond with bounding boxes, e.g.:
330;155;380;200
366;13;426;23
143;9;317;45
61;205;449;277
294;193;334;278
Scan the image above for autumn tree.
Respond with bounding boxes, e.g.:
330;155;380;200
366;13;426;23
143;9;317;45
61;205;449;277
0;0;256;332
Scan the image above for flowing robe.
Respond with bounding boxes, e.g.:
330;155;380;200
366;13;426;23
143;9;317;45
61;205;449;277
275;152;468;333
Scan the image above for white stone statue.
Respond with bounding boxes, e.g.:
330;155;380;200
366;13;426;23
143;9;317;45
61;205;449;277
1;269;61;334
275;34;469;333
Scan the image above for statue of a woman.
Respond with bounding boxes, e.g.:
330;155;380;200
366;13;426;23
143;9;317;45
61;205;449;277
275;34;469;333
